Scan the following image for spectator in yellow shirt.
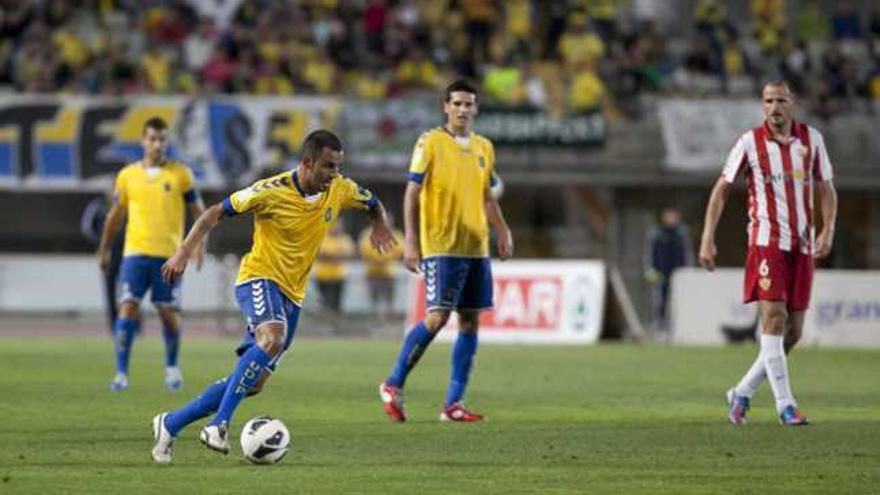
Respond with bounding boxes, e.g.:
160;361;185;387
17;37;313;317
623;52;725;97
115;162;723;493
254;62;294;95
558;13;605;70
53;23;89;69
358;222;404;321
483;52;526;106
314;220;355;313
353;66;389;100
394;47;437;90
303;49;338;94
141;44;171;93
568;59;607;113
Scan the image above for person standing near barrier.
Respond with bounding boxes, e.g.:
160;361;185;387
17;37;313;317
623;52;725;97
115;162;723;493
644;207;693;341
378;79;513;423
97;117;206;392
699;80;837;426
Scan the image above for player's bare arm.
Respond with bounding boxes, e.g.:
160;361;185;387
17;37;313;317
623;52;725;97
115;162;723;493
484;186;513;260
367;199;397;255
814;180;837;260
96;201;125;274
162;203;225;283
699;177;732;271
187;200;207;270
402;180;421;273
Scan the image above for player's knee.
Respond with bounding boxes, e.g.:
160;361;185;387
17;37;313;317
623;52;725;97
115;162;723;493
424;311;450;334
458;311;480;333
255;322;286;357
119;302;139;319
156;306;179;328
762;310;787;334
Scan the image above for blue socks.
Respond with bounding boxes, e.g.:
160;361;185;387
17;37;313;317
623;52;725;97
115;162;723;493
113;318;138;375
164;376;229;436
210;345;272;426
445;332;478;407
386;321;435;388
162;324;181;367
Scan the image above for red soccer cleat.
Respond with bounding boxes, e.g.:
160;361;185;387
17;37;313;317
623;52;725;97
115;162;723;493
440;402;484;422
379;382;406;422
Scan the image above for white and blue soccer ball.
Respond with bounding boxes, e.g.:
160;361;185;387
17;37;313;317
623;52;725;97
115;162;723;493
240;416;291;464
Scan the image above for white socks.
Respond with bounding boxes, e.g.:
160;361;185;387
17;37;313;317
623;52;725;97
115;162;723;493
760;334;796;413
734;355;767;399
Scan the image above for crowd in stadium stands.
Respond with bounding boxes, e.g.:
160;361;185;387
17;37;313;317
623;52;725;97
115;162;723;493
1;0;879;120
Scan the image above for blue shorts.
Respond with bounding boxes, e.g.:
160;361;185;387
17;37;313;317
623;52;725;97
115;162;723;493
118;255;181;307
422;256;493;311
234;278;301;372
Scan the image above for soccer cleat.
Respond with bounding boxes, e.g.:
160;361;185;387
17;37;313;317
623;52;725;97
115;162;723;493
440;402;484;422
779;405;810;426
725;388;751;425
200;423;230;454
378;382;406;422
109;372;129;392
164;366;184;391
151;412;175;463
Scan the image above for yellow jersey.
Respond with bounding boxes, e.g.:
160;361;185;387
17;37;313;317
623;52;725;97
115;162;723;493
223;170;376;305
114;160;197;258
358;227;404;278
313;228;355;282
407;127;495;257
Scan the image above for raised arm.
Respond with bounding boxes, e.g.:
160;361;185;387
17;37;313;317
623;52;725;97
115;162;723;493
484;186;513;260
699;177;732;271
402;181;422;273
162;203;226;283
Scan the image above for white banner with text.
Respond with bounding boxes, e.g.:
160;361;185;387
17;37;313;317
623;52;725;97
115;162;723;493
671;268;880;348
405;260;607;344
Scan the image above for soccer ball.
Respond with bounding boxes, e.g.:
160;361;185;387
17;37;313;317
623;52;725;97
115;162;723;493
240;416;291;464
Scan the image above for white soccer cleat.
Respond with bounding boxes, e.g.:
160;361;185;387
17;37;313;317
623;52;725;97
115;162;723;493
200;423;230;454
151;412;175;463
109;372;129;392
164;366;184;391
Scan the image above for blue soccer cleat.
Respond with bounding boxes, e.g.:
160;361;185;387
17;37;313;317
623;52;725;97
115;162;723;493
725;388;750;425
780;405;810;426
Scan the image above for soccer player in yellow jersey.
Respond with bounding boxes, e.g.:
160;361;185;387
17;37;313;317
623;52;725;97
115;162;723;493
379;80;513;423
97;117;205;393
150;130;396;462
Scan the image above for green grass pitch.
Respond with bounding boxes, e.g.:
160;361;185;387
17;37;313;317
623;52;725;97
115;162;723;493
0;337;878;494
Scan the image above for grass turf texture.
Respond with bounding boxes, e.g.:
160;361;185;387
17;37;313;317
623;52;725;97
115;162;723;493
0;338;877;494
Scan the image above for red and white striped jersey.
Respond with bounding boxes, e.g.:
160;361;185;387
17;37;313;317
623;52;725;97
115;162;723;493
722;121;833;253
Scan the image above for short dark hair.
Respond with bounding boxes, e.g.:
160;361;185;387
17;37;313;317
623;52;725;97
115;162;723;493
143;117;169;135
301;129;342;161
444;79;478;102
763;80;794;97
